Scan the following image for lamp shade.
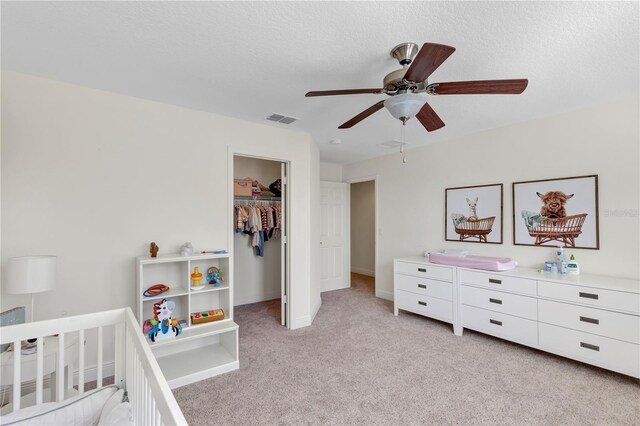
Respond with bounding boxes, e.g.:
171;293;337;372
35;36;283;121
384;92;427;120
6;255;57;294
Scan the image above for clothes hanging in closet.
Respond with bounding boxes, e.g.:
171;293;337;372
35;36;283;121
234;203;281;257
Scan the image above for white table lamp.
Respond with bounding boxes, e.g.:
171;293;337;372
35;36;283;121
6;255;57;322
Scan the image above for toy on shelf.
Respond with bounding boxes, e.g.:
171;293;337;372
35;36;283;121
206;267;224;286
148;298;182;342
191;266;204;290
180;242;194;256
150;242;159;258
191;309;224;325
143;284;170;298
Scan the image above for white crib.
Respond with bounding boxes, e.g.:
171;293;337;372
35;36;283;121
0;308;187;425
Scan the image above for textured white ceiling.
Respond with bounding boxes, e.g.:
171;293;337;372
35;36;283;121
2;1;638;164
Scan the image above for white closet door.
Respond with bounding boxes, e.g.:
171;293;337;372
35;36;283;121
320;181;350;292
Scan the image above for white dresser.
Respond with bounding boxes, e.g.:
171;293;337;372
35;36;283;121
393;258;459;334
460;267;640;378
394;257;640;378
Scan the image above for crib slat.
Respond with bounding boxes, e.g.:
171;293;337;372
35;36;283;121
57;333;64;402
12;340;21;411
36;338;44;404
78;329;85;393
97;326;103;388
114;323;123;387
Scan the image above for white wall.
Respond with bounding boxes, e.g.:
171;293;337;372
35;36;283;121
1;72;321;367
350;180;375;276
233;156;281;305
310;143;322;321
320;162;343;182
343;97;640;301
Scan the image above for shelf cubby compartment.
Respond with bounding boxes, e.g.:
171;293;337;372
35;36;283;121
140;260;189;297
189;288;231;327
151;321;239;388
141;294;189;331
188;257;229;290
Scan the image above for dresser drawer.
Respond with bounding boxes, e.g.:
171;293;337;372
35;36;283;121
395;261;453;282
461;305;538;347
461;285;537;320
538;281;640;315
538;299;639;344
539;323;640;378
459;270;537;296
396;290;453;323
396;274;452;301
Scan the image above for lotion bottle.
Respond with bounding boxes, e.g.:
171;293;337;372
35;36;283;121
567;254;580;275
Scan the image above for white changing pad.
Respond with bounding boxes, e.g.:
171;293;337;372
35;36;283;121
429;252;516;271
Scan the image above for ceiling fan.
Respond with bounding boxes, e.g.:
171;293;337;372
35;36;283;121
305;42;528;132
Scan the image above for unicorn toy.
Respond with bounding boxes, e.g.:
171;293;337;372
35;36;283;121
148;298;182;342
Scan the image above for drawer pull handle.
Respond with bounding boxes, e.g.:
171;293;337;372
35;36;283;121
489;319;502;326
418;284;427;289
418;301;427;306
489;298;502;305
580;342;600;352
579;292;599;300
418;268;427;273
580;316;599;325
489;278;502;284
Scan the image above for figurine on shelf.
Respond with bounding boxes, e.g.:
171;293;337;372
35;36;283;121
150;242;159;258
191;266;203;290
180;242;194;256
148;298;182;342
206;267;224;287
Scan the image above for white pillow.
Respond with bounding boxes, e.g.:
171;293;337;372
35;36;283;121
97;389;133;426
0;385;118;426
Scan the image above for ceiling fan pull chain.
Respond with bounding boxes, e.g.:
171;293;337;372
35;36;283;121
400;122;407;163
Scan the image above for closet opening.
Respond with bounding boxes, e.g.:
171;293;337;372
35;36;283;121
232;155;289;328
349;179;376;298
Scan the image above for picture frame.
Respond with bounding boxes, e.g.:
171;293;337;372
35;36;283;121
445;183;503;244
512;175;599;249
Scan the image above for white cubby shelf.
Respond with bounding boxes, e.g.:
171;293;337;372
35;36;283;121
136;251;238;388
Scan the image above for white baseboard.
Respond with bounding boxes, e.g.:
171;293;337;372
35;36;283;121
375;289;394;301
73;361;116;386
351;267;375;277
1;362;115;401
291;315;311;329
234;290;281;307
310;297;322;325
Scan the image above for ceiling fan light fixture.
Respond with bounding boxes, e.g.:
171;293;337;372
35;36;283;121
384;92;427;121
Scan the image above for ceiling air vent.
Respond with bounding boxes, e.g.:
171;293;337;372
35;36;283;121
378;140;409;149
267;113;297;124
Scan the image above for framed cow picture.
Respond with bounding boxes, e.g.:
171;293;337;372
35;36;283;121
512;175;599;249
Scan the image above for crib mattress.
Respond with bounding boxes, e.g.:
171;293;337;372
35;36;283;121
429;252;516;271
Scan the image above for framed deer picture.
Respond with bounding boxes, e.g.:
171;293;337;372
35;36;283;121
512;175;599;249
445;183;503;244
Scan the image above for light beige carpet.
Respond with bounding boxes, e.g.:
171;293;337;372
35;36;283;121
174;273;640;425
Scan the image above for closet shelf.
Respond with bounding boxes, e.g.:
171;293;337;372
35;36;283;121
234;196;281;201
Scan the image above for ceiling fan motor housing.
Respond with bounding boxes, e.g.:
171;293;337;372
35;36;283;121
390;42;419;66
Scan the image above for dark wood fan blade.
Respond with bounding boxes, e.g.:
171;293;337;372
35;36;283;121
338;101;386;129
305;89;383;97
403;43;456;83
431;79;528;95
416;102;445;132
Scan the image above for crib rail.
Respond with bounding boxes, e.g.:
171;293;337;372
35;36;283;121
0;308;186;425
